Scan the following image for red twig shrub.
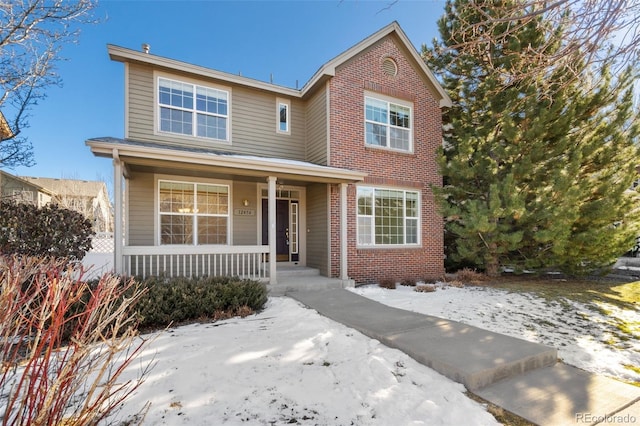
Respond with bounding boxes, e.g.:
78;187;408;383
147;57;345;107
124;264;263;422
0;256;152;426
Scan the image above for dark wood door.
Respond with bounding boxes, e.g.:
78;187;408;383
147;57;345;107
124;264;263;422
262;199;290;261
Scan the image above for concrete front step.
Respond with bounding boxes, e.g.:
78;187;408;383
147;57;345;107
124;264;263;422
288;289;557;391
268;274;345;296
277;265;321;277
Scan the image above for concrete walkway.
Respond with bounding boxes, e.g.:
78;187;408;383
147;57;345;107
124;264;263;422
288;288;640;426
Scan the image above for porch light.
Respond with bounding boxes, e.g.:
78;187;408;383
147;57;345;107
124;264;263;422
242;199;250;207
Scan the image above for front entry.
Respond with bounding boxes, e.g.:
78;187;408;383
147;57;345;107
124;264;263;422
262;198;299;262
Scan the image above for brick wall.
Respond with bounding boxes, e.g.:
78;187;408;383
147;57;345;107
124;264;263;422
328;34;444;283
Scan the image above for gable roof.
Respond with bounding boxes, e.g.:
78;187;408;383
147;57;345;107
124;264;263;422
303;21;452;107
21;177;107;199
107;21;451;108
0;170;54;195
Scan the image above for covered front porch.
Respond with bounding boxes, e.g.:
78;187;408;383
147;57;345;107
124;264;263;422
87;138;366;285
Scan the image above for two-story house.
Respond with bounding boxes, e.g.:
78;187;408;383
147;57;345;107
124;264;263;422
21;177;113;233
87;21;451;286
0;170;53;207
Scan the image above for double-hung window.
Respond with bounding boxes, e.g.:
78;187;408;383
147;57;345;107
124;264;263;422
365;96;412;151
159;180;229;245
357;187;419;246
158;77;229;141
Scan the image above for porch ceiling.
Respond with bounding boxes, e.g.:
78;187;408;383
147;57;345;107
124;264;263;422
87;137;367;184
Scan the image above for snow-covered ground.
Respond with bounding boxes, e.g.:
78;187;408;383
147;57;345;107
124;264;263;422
107;282;638;425
110;297;499;425
350;283;640;384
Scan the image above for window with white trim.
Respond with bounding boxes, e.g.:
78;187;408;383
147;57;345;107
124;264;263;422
159;180;229;245
357;187;419;246
277;98;290;134
365;96;412;151
158;77;229;141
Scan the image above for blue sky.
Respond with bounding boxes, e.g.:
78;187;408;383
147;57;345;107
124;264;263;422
10;0;446;183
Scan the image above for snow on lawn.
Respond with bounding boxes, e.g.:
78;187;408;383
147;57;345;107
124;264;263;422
109;297;499;426
349;284;640;384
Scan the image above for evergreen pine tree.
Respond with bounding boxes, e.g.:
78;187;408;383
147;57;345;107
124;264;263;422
424;0;640;276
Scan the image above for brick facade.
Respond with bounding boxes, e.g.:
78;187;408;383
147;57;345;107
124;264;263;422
328;35;444;283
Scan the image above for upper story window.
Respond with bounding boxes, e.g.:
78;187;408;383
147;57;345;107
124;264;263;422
276;98;290;134
158;77;229;141
365;95;412;152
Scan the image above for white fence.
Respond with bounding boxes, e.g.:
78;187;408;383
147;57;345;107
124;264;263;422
81;232;115;280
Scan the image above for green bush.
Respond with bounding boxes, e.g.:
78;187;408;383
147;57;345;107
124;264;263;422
133;276;268;329
0;201;94;260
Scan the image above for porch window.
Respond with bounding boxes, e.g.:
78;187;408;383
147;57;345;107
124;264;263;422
357;187;419;246
158;77;229;141
365;96;412;152
159;180;229;245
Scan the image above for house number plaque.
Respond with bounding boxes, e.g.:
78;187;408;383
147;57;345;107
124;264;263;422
234;208;255;216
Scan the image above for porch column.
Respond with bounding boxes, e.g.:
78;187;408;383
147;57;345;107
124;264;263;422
113;149;123;275
340;183;349;281
267;176;277;284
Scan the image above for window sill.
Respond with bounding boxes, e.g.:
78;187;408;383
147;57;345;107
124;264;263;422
356;244;423;250
156;130;231;146
364;145;415;156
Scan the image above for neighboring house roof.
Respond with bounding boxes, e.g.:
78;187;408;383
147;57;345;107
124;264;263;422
0;111;15;140
21;177;107;199
87;137;367;184
107;21;452;108
0;170;54;196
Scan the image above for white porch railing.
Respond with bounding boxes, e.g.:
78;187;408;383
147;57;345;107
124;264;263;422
122;245;269;280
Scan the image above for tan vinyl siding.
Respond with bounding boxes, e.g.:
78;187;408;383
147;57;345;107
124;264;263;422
306;183;329;275
126;65;307;160
127;63;155;139
127;171;154;246
232;182;258;245
305;86;328;165
231;87;305;159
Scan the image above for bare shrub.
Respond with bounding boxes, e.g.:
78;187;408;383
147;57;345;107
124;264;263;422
415;284;437;293
446;280;465;288
378;278;396;290
454;268;488;284
0;256;152;426
400;278;417;287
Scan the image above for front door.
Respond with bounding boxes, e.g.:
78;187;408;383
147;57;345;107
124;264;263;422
262;199;290;261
